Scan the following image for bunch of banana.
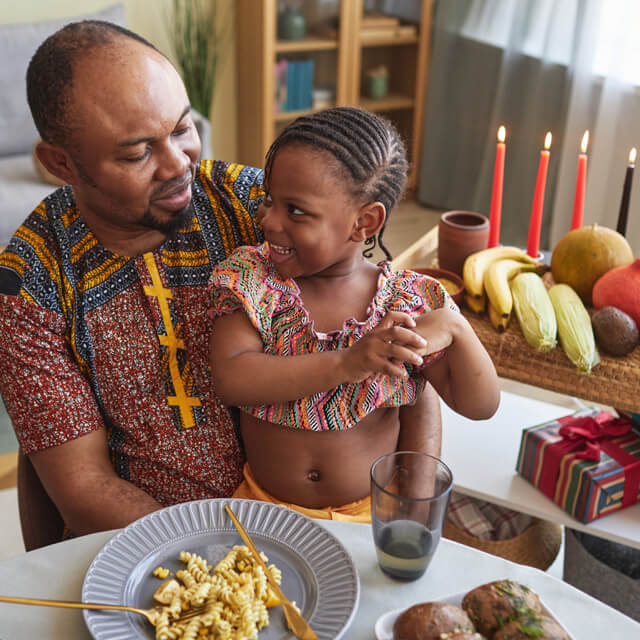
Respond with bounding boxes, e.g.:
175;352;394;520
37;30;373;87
462;246;541;331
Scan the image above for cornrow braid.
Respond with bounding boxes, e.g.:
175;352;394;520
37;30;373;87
264;106;408;260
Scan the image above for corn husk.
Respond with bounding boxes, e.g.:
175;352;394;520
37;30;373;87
548;283;599;374
511;272;557;352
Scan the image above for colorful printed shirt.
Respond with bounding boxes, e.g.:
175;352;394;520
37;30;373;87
0;161;264;505
208;243;457;431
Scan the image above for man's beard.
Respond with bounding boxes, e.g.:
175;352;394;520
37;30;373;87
141;202;193;235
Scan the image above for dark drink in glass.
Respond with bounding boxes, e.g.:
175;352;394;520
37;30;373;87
370;451;452;582
374;519;438;580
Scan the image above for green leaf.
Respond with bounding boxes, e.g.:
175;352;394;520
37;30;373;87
168;0;231;117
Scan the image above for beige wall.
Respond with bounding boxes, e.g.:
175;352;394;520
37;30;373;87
3;0;238;161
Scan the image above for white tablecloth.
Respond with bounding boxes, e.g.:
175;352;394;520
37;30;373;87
0;520;638;639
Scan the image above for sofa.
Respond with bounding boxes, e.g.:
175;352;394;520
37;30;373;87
0;4;212;246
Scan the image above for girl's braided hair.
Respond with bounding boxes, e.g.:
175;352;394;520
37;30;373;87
264;106;408;260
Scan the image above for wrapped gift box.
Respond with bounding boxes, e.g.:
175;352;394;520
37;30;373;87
516;407;640;523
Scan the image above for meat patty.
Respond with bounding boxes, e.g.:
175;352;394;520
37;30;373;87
492;612;570;639
461;580;543;636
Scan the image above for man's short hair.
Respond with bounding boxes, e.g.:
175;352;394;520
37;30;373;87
26;20;159;147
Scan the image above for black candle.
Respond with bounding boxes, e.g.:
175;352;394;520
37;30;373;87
616;147;636;237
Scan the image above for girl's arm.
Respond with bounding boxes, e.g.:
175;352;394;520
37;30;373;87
393;384;444;501
414;308;500;420
396;382;442;457
209;309;428;407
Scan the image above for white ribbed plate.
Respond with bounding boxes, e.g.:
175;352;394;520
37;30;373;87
82;498;359;639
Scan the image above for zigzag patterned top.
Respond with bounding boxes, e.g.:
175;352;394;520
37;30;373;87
208;244;457;431
0;161;264;505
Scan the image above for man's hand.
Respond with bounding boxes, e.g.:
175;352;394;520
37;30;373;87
340;311;428;382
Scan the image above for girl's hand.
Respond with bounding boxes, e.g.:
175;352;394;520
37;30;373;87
413;308;457;355
340;311;428;382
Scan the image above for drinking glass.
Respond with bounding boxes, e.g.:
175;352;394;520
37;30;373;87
370;451;453;581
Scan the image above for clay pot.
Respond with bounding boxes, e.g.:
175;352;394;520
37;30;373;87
438;211;490;275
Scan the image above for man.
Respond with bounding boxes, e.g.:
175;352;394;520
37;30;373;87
0;20;442;539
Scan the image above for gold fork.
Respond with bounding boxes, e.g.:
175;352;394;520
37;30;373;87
224;504;318;640
0;594;206;627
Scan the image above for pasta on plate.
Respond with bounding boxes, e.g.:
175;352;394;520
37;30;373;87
151;546;285;640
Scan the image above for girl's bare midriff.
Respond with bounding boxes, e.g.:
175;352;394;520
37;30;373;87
240;406;400;508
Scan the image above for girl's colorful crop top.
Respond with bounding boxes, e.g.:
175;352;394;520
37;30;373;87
208;243;458;431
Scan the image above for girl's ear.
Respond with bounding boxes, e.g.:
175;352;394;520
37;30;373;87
34;141;77;186
352;201;386;242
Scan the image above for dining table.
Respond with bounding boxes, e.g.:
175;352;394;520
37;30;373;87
0;518;638;639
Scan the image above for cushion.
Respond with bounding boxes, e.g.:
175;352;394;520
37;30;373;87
0;153;58;245
0;4;125;157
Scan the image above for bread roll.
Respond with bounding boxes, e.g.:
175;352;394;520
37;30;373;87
393;602;476;640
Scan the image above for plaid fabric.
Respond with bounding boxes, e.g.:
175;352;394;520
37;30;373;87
447;491;535;541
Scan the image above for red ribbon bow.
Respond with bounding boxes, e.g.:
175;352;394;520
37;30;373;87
538;411;640;510
558;414;632;461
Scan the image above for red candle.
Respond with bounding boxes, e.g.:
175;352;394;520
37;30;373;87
488;125;506;248
616;147;636;237
570;130;589;230
526;132;552;258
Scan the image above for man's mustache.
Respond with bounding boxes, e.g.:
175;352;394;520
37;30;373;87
151;168;193;200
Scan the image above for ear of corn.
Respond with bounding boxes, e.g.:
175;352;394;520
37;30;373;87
548;283;599;374
510;272;557;352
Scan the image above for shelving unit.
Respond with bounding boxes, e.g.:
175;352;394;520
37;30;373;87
235;0;434;188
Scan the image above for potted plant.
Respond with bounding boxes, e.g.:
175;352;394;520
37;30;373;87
168;0;230;119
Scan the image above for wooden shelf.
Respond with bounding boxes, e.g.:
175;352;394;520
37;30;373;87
236;0;434;182
359;94;414;112
275;37;338;53
360;35;419;47
274;103;337;122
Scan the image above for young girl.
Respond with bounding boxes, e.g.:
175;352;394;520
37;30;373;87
208;107;499;521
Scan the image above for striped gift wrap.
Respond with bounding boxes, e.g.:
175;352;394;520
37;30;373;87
516;407;640;523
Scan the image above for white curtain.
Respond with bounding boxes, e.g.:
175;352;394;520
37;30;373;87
418;0;640;254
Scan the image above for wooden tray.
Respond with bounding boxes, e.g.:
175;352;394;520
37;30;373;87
463;309;640;414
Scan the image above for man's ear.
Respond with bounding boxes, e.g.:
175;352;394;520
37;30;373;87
352;201;386;242
34;141;77;185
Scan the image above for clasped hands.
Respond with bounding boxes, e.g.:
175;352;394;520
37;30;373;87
341;309;453;382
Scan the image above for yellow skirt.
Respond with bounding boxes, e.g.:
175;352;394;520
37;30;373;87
233;464;371;524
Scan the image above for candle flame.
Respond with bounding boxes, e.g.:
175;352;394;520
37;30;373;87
581;130;589;154
630;147;637;164
544;132;552;150
497;126;506;143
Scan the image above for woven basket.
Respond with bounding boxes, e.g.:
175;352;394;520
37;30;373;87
463;309;640;414
443;517;562;571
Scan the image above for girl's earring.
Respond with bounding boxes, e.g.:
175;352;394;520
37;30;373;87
362;235;377;258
